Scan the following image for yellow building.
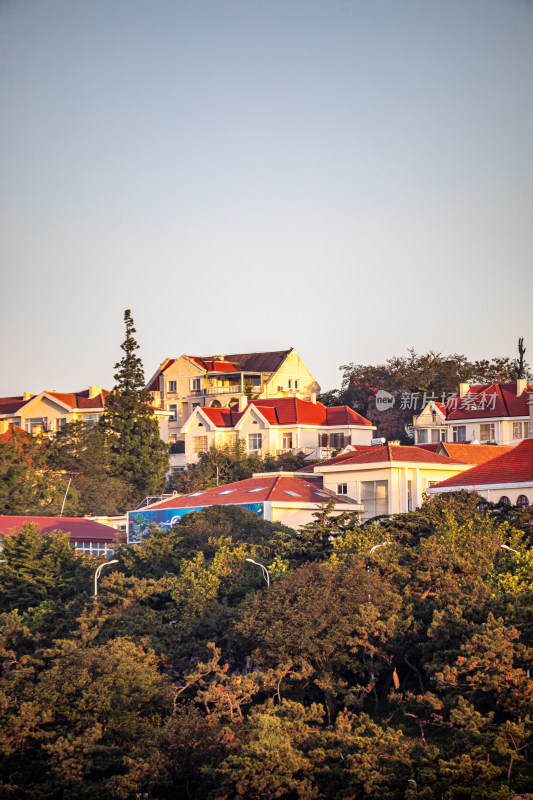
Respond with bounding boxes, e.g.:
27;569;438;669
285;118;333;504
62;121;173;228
0;387;171;441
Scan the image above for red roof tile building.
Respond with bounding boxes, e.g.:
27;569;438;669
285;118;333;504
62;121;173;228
0;516;119;557
145;349;322;471
303;444;471;521
0;388;110;435
427;440;533;507
180;397;375;468
413;380;532;447
127;472;362;540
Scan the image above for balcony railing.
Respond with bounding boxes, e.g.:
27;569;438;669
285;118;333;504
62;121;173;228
205;385;244;395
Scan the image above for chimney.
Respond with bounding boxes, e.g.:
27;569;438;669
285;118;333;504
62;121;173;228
23;392;33;400
88;386;103;399
516;378;527;397
238;395;248;412
311;392;317;404
529;390;533;438
459;382;470;397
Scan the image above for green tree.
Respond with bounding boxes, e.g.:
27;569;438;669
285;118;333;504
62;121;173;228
103;310;168;503
0;430;68;515
0;523;92;616
46;420;130;515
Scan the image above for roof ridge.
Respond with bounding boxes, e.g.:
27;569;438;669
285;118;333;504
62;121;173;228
498;383;510;417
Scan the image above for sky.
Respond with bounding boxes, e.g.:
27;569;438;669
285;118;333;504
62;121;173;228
1;0;532;396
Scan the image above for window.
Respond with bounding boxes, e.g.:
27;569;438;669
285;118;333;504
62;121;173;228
361;480;388;518
56;418;67;431
418;429;428;444
337;483;347;495
431;428;446;443
427;480;439;488
25;417;48;433
452;426;466;442
168;404;177;421
72;541;114;557
516;494;530;508
168;380;177;393
499;496;511;505
284;490;301;497
294;380;299;390
248;433;262;451
480;423;495;442
328;433;346;449
513;422;529;439
83;414;101;427
190;378;201;392
282;432;293;449
288;379;292;389
193;436;208;453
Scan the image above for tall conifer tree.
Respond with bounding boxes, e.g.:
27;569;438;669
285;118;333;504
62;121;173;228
103;310;168;501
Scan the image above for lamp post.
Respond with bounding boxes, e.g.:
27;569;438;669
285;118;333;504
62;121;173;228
500;544;519;555
369;542;392;554
94;560;118;597
246;558;270;588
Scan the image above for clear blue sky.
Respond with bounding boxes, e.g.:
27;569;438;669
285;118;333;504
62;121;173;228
1;0;532;396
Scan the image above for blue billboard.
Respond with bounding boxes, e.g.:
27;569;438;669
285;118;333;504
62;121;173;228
128;502;265;544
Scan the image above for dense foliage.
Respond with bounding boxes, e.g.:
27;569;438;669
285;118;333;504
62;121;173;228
170;440;308;494
1;494;532;799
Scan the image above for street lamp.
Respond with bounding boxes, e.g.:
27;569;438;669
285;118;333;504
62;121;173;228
94;559;118;597
246;558;270;588
500;544;519;555
369;542;392;554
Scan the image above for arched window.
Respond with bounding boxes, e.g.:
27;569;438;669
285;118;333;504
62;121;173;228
516;494;530;508
210;400;221;408
499;496;511;505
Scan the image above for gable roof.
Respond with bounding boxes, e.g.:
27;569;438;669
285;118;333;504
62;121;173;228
248;398;372;427
312;444;466;469
192;399;373;429
138;473;355;511
441;443;513;465
445;382;532;421
430;440;533;489
0;425;30;446
0;516;118;542
0;390;109;416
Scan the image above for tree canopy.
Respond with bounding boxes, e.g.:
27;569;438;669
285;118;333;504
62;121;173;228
0;493;532;798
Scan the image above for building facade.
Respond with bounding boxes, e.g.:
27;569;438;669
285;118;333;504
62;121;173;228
413;381;532;447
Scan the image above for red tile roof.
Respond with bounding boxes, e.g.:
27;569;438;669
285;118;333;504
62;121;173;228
313;444;465;468
431;440;533;489
298;446;376;472
147;359;177;391
445;382;532;421
0;396;29;415
46;390;109;409
0;516;118;542
142;473;355;511
442;443;513;465
249;398;372;427
0;425;30;446
200;407;244;427
197;399;372;429
0;390;109;416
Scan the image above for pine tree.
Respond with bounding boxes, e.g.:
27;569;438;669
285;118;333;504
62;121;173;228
103;310;168;502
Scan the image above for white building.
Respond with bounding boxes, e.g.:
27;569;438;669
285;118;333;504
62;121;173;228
413;381;532;447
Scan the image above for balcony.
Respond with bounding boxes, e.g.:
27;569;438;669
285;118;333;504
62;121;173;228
205;384;244;396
